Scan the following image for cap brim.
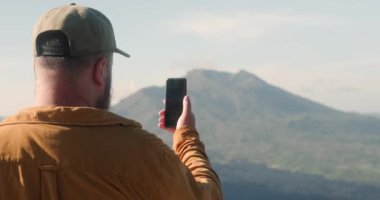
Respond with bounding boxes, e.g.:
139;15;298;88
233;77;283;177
115;48;130;58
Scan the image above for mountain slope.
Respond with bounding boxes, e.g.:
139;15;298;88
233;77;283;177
112;69;380;198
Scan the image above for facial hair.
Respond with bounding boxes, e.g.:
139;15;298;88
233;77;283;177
96;70;112;110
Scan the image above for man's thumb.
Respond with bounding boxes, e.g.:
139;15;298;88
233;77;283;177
182;95;191;114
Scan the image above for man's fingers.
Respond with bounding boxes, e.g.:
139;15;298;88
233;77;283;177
158;110;165;116
158;122;165;129
159;97;194;133
158;118;166;129
158;110;165;126
159;116;165;123
158;109;175;133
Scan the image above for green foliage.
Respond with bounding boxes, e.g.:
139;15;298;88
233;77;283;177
217;162;380;200
112;69;380;198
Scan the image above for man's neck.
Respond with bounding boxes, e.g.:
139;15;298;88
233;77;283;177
34;85;93;108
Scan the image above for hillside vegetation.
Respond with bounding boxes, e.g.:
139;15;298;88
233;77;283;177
112;69;380;199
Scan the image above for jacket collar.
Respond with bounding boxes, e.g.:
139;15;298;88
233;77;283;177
1;106;141;128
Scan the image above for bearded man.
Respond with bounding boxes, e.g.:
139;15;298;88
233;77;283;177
0;4;222;200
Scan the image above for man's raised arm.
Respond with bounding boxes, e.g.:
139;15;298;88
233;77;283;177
159;96;222;200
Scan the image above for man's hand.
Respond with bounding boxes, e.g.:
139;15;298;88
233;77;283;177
158;95;196;134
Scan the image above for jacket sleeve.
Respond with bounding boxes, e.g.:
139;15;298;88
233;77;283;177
172;126;223;200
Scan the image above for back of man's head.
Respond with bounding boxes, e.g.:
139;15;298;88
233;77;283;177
32;4;129;109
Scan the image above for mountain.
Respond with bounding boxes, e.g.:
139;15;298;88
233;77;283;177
112;69;380;199
367;113;380;119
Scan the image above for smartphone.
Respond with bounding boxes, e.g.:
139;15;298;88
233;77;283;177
165;78;187;128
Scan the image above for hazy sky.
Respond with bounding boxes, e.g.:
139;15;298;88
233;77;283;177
1;0;379;115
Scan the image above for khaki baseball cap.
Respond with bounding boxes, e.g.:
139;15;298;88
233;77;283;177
33;3;130;58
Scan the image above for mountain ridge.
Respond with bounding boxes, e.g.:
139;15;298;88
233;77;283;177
112;69;380;199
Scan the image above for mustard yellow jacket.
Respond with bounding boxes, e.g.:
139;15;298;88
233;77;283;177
0;107;222;200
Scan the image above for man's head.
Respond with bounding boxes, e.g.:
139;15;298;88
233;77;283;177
33;4;128;110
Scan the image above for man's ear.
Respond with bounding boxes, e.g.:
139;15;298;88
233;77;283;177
93;57;107;87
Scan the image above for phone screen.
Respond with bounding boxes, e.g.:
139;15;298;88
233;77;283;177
165;78;187;128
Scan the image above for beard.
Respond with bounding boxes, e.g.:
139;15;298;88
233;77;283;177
95;70;112;110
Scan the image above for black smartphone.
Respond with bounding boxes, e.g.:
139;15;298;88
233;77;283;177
165;78;187;128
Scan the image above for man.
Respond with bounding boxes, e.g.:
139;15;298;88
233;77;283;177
0;4;222;200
